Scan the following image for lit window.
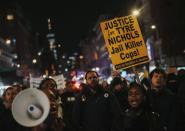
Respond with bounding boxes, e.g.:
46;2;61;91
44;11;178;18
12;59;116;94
79;55;84;59
7;14;14;20
6;39;11;45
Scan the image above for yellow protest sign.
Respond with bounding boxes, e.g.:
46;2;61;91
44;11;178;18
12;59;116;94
100;15;149;70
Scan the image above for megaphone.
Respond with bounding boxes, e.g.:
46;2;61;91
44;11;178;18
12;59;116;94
12;88;50;127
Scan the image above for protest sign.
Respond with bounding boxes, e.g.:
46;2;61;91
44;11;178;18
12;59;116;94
30;74;66;89
100;15;149;70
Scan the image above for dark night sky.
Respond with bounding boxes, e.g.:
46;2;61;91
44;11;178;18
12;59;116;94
18;0;124;54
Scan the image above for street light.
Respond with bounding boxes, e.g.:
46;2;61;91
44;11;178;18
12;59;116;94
150;24;159;40
5;39;11;45
32;59;37;64
150;25;156;29
150;25;163;67
38;52;42;56
131;5;145;16
17;64;20;68
79;55;84;59
7;14;14;20
132;9;140;16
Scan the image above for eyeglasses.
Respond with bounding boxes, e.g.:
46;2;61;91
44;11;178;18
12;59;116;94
87;76;98;80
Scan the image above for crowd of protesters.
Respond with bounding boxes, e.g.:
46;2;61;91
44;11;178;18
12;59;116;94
0;67;185;131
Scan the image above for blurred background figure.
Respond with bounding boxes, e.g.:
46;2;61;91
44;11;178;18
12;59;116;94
101;80;110;90
177;69;185;87
110;76;129;111
176;69;185;131
166;67;178;94
11;84;24;99
141;77;151;91
0;87;29;131
60;81;77;131
111;70;121;78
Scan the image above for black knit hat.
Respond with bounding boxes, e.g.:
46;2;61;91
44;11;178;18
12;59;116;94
111;77;123;86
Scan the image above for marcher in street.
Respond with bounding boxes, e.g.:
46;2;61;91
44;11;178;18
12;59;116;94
110;76;129;111
72;70;122;131
32;78;64;131
148;68;176;131
60;81;77;131
123;82;164;131
176;69;185;131
0;87;30;131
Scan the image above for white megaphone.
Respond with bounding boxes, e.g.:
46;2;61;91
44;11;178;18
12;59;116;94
12;88;50;127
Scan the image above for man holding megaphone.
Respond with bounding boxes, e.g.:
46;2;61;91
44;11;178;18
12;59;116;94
32;78;64;131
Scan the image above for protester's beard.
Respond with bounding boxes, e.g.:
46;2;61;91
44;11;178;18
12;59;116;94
90;80;99;89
